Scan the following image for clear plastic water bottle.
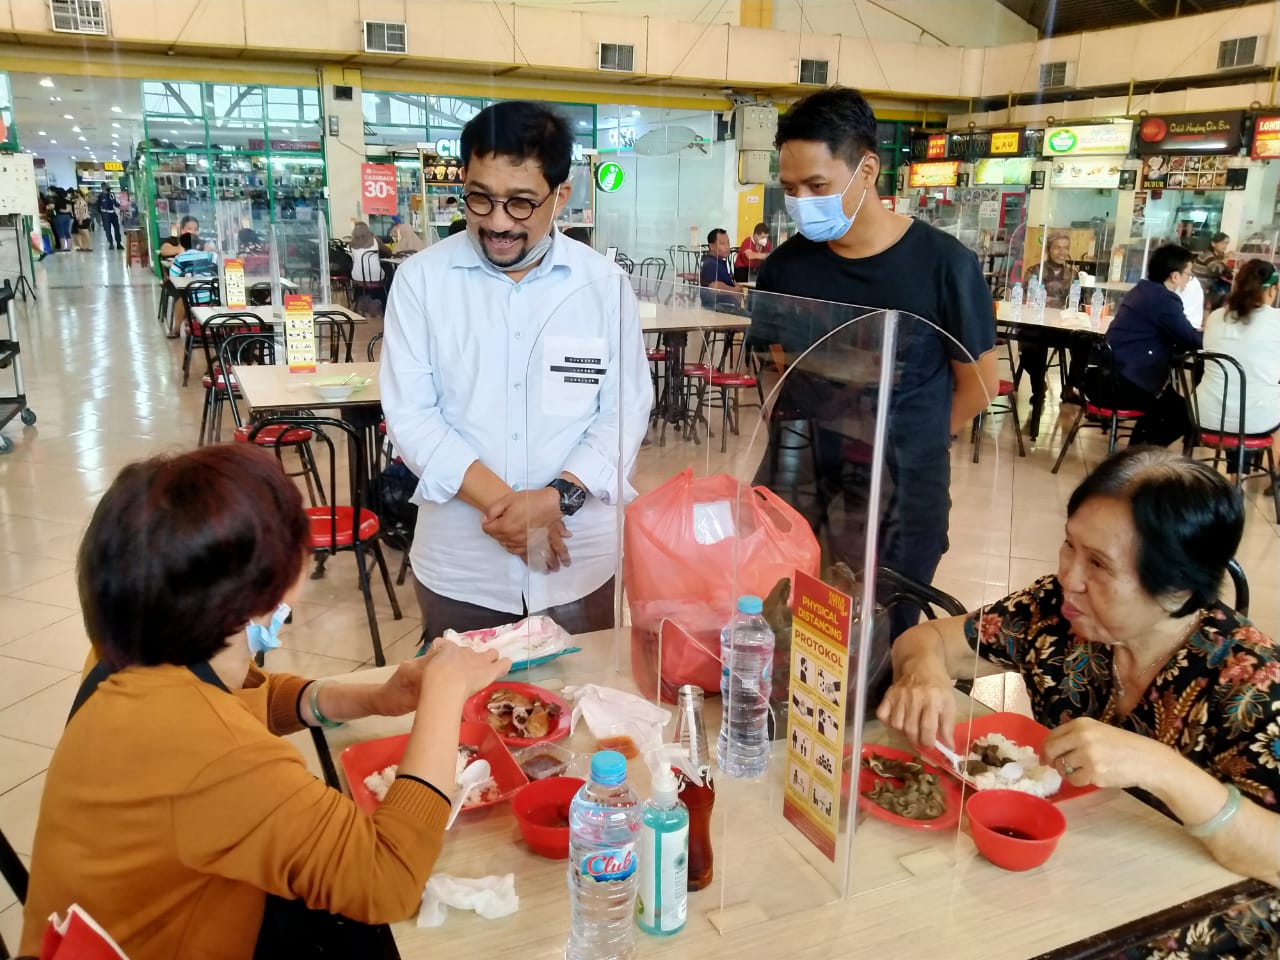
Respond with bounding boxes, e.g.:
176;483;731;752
567;751;642;960
717;595;775;779
1089;289;1105;329
1033;279;1047;316
1067;277;1082;314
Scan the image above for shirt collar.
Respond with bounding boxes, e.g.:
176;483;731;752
448;225;572;283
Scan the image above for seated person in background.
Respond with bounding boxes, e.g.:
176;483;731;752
1179;246;1205;330
236;227;265;254
733;222;772;280
878;447;1279;959
1025;232;1077;307
1103;243;1203;447
562;226;590;245
1016;233;1087;432
168;234;218;336
389;216;426;253
447;218;469;237
159;215;204;259
699;227;745;313
1197;258;1280;439
1192;231;1231;294
19;444;508;959
350;221;389;316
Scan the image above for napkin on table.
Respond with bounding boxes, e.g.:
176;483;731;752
418;874;519;928
562;683;672;773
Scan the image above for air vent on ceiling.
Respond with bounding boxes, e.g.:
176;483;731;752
363;20;407;54
49;0;107;35
1038;61;1072;89
1217;36;1260;70
599;43;635;73
798;58;829;86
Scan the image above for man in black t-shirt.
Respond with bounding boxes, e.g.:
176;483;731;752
752;87;997;643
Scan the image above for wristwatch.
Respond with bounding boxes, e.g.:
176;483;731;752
547;478;587;517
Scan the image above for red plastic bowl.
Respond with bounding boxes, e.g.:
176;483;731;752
512;776;584;859
966;789;1066;871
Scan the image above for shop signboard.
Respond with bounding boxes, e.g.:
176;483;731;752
972;157;1034;185
103;160;124;173
1048;156;1124;189
1042;121;1133;157
989;129;1024;156
247;139;323;152
1251;116;1280;160
1141;154;1234;190
424;156;463;185
909;132;952;162
926;133;948;159
360;162;398;216
782;570;851;863
596;161;625;193
1134;111;1244;154
908;160;960;188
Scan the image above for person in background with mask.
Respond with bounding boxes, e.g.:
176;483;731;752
752;86;998;650
380;100;652;643
734;221;772;280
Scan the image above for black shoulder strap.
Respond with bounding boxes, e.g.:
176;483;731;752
66;660;230;726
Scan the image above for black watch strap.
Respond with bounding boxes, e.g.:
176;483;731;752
548;478;587;516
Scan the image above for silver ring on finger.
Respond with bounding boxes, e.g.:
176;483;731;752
1059;757;1076;775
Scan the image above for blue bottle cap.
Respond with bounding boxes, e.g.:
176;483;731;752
591;750;628;786
737;595;763;615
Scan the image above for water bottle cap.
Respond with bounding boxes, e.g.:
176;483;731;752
590;750;628;785
737;595;763;615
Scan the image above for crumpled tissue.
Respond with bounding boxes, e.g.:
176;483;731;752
417;874;519;928
562;683;672;772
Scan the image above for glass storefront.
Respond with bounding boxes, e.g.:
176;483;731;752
141;80;326;266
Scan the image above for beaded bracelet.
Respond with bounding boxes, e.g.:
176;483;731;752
1186;784;1241;838
308;681;345;730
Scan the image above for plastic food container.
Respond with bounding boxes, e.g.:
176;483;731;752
512;742;575;781
512;776;584;859
966;789;1066;871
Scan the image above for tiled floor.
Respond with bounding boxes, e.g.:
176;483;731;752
0;245;1277;944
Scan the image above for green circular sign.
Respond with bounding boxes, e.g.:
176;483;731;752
1047;129;1078;154
597;161;625;193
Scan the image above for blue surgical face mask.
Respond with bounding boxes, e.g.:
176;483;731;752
784;157;869;243
246;603;291;656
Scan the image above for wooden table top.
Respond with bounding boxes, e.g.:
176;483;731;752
169;275;298;291
319;630;1244;960
1079;279;1135;292
232;361;381;411
643;304;751;334
190;303;365;325
996;300;1112;334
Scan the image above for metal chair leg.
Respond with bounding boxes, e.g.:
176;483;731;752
1051;407;1086;474
372;539;403;620
352;541;385;667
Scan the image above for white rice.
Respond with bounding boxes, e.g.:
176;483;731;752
969;734;1063;798
361;749;497;805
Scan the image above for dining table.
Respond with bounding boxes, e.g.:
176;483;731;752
313;630;1261;960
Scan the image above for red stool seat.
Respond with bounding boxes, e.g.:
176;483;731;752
996;379;1016;397
234;424;313;445
709;371;757;388
1086;403;1144;419
201;372;239;392
683;364;712;378
1198;431;1275;450
646;349;667;362
306;506;380;548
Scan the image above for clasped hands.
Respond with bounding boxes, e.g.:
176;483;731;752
481;488;572;571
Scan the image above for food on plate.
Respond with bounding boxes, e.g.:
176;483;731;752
485;687;562;738
964;733;1062;798
1199;172;1216;187
861;753;946;820
362;746;498;805
518;750;571;781
1170;156;1186;171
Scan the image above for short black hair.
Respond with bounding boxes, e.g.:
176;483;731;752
179;233;195;251
180;215;198;230
707;228;728;246
79;445;310;668
775;87;877;167
1211;232;1229;244
460;100;573;188
753;222;768;236
447;218;468;236
1148;243;1193;283
1067;448;1244;617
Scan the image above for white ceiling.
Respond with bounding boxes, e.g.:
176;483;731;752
8;71;144;170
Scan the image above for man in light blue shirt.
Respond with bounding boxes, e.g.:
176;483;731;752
380;101;651;642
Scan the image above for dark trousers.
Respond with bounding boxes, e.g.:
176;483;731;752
101;212;122;247
1094;375;1190;448
413;575;617;647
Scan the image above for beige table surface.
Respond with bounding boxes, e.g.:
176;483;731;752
1078;279;1135;293
232;361;381;411
320;630;1243;960
996;300;1112;335
190;303;364;325
169;275;298;291
643;304;751;335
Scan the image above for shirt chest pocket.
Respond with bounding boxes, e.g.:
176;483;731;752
541;336;608;417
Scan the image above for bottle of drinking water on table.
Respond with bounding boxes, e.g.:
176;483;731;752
567;751;642;960
1089;289;1105;329
717;595;775;779
1067;277;1082;315
1032;278;1047;317
1009;281;1024;316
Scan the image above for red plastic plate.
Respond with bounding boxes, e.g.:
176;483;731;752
340;720;529;816
853;745;962;831
462;681;571;748
919;711;1097;804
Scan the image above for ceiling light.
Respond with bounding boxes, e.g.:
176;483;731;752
282;127;291;134
71;126;80;133
39;77;54;88
78;136;86;141
49;96;62;102
49;139;57;144
577;120;589;128
37;130;46;136
111;105;122;113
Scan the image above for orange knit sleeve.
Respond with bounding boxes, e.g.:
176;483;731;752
173;729;448;923
236;664;312;736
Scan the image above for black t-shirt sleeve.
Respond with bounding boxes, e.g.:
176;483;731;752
936;243;996;364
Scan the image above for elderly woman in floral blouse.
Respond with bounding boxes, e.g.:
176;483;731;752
879;446;1279;959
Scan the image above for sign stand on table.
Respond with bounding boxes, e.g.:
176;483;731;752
284;294;317;374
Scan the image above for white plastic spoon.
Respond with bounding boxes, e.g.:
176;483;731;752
933;741;965;773
446;759;491;831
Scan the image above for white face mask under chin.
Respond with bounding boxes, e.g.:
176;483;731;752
472;196;561;274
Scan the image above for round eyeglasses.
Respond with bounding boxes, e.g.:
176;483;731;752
462;190;553;221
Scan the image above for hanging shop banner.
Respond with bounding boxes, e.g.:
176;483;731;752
1135;111;1245;155
972;157;1034;185
1048;156;1124;189
360;163;398;216
989;129;1024;156
283;294;317;374
1141;154;1235;190
1251;116;1280;160
782;570;852;863
908;160;960;188
909;132;952;162
223;259;247;309
1042;121;1134;157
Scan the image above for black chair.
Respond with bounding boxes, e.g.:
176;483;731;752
1227;558;1249;617
250;416;402;666
1052;340;1146;474
247;281;274;306
615;253;635;274
636;257;667;302
180;277;221;386
352;250;385;315
1178;351;1280;522
195;313;264;446
313;310;356;363
367;331;383;363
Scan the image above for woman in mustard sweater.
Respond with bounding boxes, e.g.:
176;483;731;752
20;444;508;959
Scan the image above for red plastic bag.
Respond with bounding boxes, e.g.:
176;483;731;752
40;904;130;959
624;470;820;702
